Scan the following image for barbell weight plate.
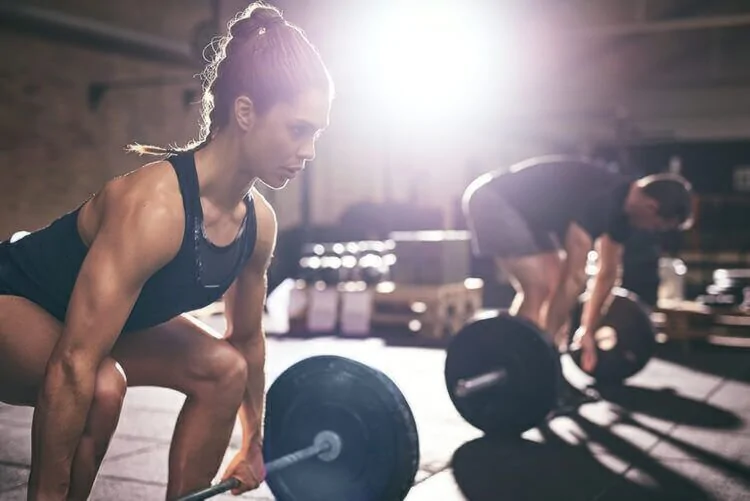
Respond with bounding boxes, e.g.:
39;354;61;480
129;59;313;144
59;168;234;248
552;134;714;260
263;355;419;501
444;313;559;436
568;288;656;384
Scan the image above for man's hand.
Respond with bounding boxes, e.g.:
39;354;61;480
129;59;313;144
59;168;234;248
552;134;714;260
221;441;266;495
572;233;622;374
553;318;572;352
571;326;598;373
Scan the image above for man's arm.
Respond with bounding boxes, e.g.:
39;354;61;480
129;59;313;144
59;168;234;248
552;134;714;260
223;191;277;453
545;223;593;338
29;181;182;500
580;234;622;334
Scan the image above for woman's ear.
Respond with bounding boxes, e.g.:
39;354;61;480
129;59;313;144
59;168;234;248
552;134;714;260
234;96;256;132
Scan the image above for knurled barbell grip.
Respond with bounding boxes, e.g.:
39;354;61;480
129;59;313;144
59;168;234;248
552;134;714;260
175;431;338;501
454;368;508;398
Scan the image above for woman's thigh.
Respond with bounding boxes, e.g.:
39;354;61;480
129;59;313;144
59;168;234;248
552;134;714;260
0;295;63;405
111;314;245;395
0;300;243;404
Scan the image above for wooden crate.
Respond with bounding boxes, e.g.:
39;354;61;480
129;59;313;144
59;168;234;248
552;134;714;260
708;308;750;347
654;298;750;348
654;299;715;341
370;279;484;340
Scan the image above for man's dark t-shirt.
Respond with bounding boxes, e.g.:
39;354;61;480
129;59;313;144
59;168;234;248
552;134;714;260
487;158;632;243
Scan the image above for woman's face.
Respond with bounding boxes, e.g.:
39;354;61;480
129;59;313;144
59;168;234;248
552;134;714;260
238;88;331;190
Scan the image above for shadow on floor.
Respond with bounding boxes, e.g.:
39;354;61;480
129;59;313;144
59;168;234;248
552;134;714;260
450;421;715;501
654;342;750;383
451;385;749;501
612;409;750;485
452;435;627;501
593;384;743;429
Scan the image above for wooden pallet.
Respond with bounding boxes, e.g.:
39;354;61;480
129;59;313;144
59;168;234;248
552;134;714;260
654;299;750;347
653;299;715;341
707;307;750;347
370;279;484;340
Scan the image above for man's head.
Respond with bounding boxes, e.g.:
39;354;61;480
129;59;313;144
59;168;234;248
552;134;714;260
625;173;694;232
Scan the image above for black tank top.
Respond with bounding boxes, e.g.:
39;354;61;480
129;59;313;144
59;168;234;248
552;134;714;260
0;151;257;333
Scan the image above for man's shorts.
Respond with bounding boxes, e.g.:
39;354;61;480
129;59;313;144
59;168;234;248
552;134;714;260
462;178;559;258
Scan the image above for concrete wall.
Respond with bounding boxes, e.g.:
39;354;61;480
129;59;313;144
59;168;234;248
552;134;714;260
0;32;200;238
0;0;216;238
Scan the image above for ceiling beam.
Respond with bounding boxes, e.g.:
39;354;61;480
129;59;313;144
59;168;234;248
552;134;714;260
0;3;197;67
575;12;750;38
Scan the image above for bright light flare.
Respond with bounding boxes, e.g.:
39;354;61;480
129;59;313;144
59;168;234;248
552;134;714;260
365;2;510;118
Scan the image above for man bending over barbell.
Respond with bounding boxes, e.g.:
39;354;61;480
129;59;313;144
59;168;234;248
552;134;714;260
462;155;692;402
0;4;333;500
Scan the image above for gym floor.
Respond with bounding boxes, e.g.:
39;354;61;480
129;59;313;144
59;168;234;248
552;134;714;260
0;313;748;500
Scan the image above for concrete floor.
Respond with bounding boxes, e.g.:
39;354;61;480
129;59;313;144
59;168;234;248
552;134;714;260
1;312;749;500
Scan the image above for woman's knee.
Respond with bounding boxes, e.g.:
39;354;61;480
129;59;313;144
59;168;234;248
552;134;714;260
187;342;248;398
92;359;127;418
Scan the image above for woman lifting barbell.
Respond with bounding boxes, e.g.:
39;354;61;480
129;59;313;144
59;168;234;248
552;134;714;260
0;3;333;499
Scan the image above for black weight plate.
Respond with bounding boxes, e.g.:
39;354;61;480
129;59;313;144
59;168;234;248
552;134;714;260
445;313;559;436
263;356;419;501
569;288;656;383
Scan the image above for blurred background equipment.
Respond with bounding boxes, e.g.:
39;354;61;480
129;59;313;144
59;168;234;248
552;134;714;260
284;231;483;342
388;230;473;285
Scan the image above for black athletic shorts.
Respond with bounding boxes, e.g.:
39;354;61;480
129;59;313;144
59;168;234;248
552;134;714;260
0;242;18;296
0;242;14;296
462;179;559;258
